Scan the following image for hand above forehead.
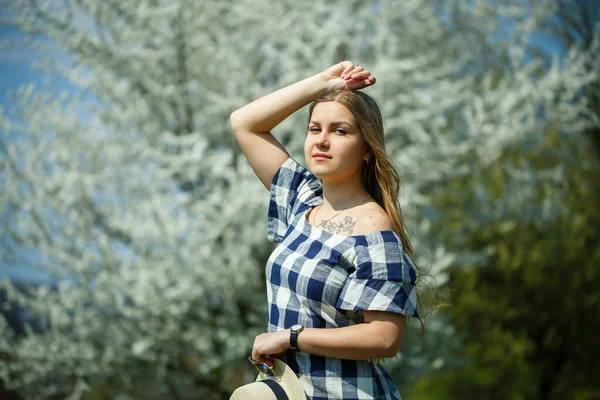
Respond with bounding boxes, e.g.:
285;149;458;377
320;61;376;91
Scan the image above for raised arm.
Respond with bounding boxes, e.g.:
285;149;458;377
230;61;376;189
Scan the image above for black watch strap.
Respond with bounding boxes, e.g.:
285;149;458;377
290;324;304;353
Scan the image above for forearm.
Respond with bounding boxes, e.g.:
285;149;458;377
230;74;329;134
296;322;402;360
252;313;404;365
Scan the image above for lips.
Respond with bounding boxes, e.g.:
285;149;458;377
312;153;331;160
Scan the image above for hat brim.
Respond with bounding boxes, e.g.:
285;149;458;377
230;358;305;400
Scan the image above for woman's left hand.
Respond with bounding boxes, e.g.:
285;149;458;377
251;330;290;367
320;61;376;91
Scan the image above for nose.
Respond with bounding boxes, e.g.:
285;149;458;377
315;131;329;147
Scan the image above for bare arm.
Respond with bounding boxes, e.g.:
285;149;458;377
295;311;406;359
230;74;327;189
252;311;406;363
230;62;376;189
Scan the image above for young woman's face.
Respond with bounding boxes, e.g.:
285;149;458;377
304;101;369;182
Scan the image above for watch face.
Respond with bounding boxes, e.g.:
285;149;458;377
291;324;303;332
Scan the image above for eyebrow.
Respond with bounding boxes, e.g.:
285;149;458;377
309;120;353;128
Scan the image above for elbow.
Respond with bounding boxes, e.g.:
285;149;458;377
230;110;253;138
378;333;404;358
230;108;252;135
383;338;403;358
362;313;407;358
229;111;241;134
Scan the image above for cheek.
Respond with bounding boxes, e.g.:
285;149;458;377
303;136;311;154
304;135;314;162
342;142;366;164
304;132;319;150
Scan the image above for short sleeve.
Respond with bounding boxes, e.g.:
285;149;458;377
267;157;322;243
336;231;419;317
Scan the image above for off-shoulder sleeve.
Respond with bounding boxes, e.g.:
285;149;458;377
267;157;321;243
336;231;419;317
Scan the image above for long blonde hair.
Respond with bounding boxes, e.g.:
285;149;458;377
309;90;424;327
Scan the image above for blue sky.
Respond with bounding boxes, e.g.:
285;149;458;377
0;22;74;111
0;24;45;108
0;23;64;285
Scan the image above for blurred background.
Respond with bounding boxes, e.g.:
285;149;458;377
0;0;599;399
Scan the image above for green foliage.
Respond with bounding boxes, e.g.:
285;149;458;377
411;130;600;399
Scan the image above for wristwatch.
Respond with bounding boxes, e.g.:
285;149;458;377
289;324;304;353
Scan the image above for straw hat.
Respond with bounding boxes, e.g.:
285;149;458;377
230;358;306;400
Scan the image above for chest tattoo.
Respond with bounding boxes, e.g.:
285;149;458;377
320;216;356;236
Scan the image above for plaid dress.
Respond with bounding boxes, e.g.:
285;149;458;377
266;157;419;400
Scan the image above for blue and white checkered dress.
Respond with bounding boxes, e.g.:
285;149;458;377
265;157;419;400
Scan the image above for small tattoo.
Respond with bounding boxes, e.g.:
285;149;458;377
320;216;356;235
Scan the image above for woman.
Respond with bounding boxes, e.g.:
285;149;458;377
230;61;420;399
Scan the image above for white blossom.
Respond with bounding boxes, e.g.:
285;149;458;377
1;0;598;398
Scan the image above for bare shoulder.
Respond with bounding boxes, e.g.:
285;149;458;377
352;202;394;235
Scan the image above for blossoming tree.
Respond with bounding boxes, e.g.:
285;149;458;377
0;0;598;398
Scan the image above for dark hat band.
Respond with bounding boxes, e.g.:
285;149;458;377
260;379;289;400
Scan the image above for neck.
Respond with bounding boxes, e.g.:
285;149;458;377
320;173;370;211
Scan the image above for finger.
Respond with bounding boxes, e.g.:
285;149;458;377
340;61;355;79
251;351;260;363
339;60;353;69
263;354;274;367
252;339;273;367
251;342;261;364
344;65;365;80
346;76;376;90
349;70;372;81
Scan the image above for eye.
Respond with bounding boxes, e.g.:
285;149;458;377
309;126;320;133
335;128;348;135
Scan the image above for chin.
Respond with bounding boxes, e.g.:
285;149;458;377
308;166;342;182
308;166;327;180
